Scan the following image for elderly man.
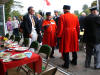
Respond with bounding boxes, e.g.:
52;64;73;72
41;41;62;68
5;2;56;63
57;5;80;68
84;6;100;69
42;12;57;58
53;10;60;49
79;12;86;31
53;10;59;26
21;6;40;46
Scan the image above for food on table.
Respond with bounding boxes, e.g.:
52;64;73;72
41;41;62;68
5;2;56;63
11;53;26;60
0;52;11;58
15;47;28;51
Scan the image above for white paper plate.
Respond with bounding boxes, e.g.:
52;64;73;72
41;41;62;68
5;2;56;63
15;47;28;51
11;53;26;60
3;57;12;62
11;42;18;46
0;52;11;58
6;40;13;44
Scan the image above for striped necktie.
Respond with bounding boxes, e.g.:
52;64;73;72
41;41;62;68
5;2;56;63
31;15;35;27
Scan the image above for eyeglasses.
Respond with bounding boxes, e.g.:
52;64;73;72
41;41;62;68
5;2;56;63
31;9;35;12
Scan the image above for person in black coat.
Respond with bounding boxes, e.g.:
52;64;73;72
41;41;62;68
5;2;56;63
36;12;44;44
79;12;86;31
79;12;86;42
20;6;40;46
53;10;59;26
84;6;100;69
53;10;60;49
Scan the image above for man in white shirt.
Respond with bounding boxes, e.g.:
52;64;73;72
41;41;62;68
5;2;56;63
20;6;39;46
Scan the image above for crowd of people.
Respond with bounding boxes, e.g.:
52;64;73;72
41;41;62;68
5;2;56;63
6;5;100;69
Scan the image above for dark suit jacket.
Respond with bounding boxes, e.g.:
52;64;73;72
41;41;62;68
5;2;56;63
53;16;59;26
84;14;100;44
79;16;86;31
21;14;40;38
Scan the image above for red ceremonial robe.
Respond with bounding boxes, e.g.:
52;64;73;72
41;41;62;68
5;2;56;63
57;12;80;53
42;19;57;47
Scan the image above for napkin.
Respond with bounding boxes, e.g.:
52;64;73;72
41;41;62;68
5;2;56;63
0;49;6;52
29;48;35;52
24;52;32;58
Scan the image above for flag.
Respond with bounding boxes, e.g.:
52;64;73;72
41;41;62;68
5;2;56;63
44;0;51;6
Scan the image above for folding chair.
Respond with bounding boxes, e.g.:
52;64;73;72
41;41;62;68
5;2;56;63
40;67;57;75
38;45;52;71
9;35;15;41
22;38;29;47
14;36;21;44
5;33;9;39
26;45;52;75
29;41;39;52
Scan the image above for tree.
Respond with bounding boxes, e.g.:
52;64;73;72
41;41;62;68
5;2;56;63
82;4;88;11
82;4;90;15
91;0;97;7
5;0;23;21
5;0;14;21
10;10;21;17
58;11;62;15
74;10;80;17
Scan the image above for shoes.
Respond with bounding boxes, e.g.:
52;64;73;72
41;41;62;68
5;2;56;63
61;65;69;69
85;63;90;68
70;61;77;65
50;56;55;58
94;66;100;69
85;65;90;68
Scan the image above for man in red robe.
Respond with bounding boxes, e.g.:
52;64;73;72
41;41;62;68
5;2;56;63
57;5;80;68
42;12;57;58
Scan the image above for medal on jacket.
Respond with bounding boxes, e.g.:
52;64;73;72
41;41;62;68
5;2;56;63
51;22;55;24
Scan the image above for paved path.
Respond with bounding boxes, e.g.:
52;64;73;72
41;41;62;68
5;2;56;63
49;49;100;75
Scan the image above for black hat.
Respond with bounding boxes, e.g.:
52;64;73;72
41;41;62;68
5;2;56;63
63;5;71;10
46;12;51;16
39;12;44;17
90;6;97;11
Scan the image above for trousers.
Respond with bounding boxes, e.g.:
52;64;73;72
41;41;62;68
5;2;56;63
63;52;77;67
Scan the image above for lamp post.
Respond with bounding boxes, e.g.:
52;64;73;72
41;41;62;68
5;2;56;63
0;0;9;35
97;0;100;13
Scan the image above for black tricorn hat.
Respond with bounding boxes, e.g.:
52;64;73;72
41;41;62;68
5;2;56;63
90;6;97;11
46;12;51;16
39;12;44;17
63;5;71;10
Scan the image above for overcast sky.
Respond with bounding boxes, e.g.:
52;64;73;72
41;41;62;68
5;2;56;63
14;0;95;15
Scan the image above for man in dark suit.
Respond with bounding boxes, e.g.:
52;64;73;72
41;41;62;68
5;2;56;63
21;6;40;45
79;12;86;31
84;6;100;69
53;10;59;49
37;12;44;45
53;10;59;26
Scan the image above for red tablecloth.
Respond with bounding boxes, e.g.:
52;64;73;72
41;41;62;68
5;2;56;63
0;50;42;75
